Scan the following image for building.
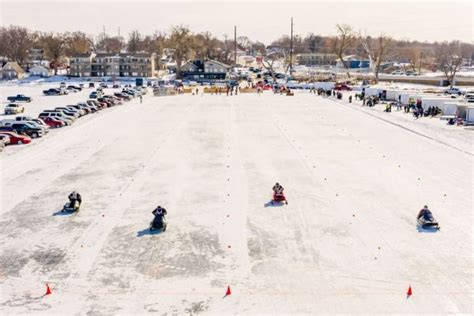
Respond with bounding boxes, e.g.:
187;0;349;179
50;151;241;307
180;60;230;81
28;65;52;77
69;53;94;77
2;61;26;80
69;52;156;77
296;53;338;66
336;55;370;69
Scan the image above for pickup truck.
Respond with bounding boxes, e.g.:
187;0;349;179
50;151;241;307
7;94;32;102
4;103;25;115
0;122;43;138
444;87;464;95
43;88;68;96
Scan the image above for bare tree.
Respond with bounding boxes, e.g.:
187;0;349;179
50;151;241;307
127;30;142;53
436;42;463;89
0;25;33;65
40;32;65;74
396;46;422;72
262;50;285;83
167;25;194;78
359;33;392;83
332;24;355;76
64;31;92;55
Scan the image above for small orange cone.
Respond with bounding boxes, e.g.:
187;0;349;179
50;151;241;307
407;286;412;297
45;283;52;296
225;286;231;296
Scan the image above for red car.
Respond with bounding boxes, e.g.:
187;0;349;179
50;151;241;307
334;83;352;91
0;131;32;144
43;116;65;128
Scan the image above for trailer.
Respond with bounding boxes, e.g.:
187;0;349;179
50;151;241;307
465;107;474;125
421;97;455;110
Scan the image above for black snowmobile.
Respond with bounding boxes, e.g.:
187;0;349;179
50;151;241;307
417;211;440;230
62;200;80;213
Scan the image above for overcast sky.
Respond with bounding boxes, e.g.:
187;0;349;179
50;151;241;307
1;0;472;44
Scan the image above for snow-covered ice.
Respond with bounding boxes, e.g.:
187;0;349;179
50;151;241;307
0;86;472;314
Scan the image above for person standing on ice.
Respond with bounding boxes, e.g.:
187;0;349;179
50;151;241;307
272;182;284;194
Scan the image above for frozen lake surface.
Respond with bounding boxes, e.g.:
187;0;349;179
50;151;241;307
0;87;472;314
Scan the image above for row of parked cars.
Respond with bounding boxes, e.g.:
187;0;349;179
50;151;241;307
0;87;147;151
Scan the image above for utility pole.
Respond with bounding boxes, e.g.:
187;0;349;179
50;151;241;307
418;51;424;75
234;26;237;67
289;17;294;77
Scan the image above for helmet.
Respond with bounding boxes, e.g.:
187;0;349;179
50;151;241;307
423;205;428;209
276;182;279;186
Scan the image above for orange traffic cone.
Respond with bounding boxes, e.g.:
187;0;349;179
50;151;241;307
407;285;412;297
45;283;52;296
225;286;231;296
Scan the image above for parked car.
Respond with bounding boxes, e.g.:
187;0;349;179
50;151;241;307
113;84;121;88
67;85;82;91
42;116;65;128
86;100;102;110
464;91;474;102
43;88;68;96
38;111;74;125
405;70;419;76
7;94;32;102
445;87;464;95
0;131;31;144
54;107;80;118
67;104;87;116
114;92;131;101
1;122;43;138
89;82;95;88
4;103;25;115
65;105;86;116
13;116;50;131
391;70;405;75
334;83;352;91
100;82;108;88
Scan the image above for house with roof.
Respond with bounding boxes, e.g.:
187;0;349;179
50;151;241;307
28;65;52;77
2;61;26;80
336;55;370;69
180;60;230;81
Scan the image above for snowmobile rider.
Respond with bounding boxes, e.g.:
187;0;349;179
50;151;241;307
152;205;167;220
417;205;433;220
68;191;82;208
272;182;284;195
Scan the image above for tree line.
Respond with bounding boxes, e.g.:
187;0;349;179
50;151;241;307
0;24;472;84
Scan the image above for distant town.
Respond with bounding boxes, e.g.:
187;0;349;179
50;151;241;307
0;24;472;87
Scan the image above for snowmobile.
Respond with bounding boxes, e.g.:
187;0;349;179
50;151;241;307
62;200;80;213
417;212;440;230
272;192;288;205
150;215;167;232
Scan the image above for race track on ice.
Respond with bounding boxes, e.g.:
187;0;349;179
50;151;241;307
1;90;472;314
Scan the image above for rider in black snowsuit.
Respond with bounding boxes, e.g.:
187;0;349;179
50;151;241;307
417;205;433;221
152;206;167;227
68;191;82;208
